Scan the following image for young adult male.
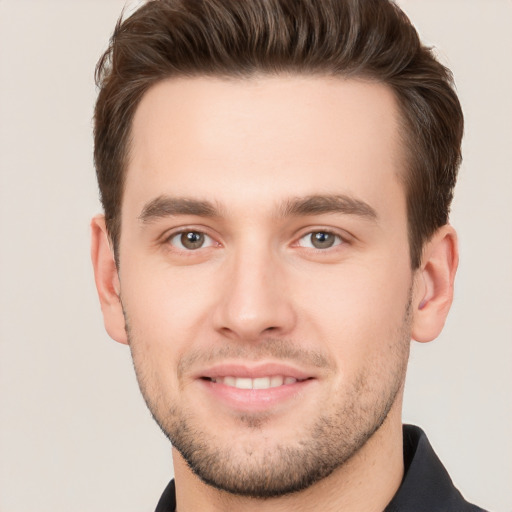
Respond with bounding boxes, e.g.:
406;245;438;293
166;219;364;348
91;1;487;511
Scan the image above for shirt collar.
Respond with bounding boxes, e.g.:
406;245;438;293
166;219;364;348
384;424;485;512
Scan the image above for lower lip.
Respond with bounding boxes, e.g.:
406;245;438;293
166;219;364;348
198;378;315;412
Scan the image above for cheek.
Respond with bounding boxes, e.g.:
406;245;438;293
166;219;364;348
120;261;217;369
300;255;410;313
292;256;412;356
294;262;412;399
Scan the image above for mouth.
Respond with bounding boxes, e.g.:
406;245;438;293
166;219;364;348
202;375;309;390
195;363;317;412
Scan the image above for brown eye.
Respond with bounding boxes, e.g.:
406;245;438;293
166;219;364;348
181;232;204;249
299;231;342;249
169;231;212;250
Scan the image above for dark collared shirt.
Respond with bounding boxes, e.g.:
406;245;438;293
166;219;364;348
155;425;488;512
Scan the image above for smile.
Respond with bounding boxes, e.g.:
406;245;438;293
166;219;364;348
205;376;303;389
194;363;318;411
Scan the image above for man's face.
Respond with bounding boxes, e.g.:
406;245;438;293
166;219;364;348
115;76;417;496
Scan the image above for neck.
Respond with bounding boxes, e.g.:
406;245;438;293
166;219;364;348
172;401;404;512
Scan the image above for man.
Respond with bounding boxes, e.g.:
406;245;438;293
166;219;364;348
90;0;486;510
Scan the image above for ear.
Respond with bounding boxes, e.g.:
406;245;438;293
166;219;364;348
411;225;458;343
90;215;128;344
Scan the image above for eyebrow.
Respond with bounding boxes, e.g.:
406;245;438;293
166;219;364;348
279;194;377;220
138;193;377;223
139;196;222;222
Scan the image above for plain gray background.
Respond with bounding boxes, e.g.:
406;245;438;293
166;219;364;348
0;1;510;510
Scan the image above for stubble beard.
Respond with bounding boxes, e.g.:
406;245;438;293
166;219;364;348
125;298;412;499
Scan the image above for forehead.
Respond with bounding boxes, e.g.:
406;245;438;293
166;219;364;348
125;75;405;218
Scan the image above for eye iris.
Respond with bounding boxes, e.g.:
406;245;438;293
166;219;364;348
311;231;335;249
181;232;205;249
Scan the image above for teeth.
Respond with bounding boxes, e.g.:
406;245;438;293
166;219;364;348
270;376;284;387
236;377;252;389
224;376;236;387
211;376;299;389
253;377;271;389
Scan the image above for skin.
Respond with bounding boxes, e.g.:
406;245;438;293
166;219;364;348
91;76;458;512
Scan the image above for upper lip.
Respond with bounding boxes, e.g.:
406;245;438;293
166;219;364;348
194;362;316;381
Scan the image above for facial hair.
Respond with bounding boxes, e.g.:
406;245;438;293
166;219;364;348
125;296;412;498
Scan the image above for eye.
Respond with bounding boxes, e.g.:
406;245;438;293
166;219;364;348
298;231;343;250
168;231;215;250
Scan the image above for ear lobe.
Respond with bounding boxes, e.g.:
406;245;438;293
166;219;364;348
90;215;128;345
411;225;458;343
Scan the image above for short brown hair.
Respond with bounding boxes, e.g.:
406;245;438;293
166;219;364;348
94;0;463;269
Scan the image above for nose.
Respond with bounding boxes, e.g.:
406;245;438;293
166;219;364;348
212;244;297;342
